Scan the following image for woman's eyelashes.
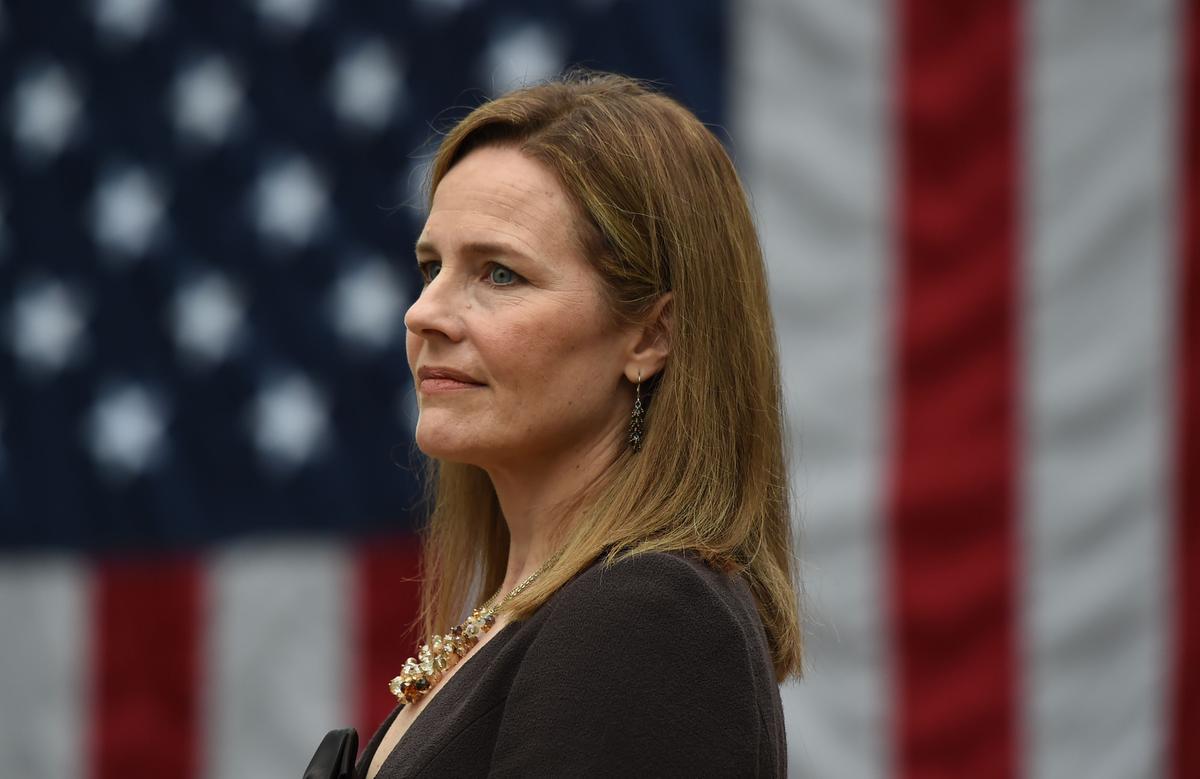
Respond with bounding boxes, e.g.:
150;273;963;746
416;259;523;288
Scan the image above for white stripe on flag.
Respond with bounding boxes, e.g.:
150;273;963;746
203;540;352;779
735;1;893;777
1022;1;1176;777
0;556;87;779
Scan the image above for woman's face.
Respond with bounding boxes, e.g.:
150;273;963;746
405;145;634;469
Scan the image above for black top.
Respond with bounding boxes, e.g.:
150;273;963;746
356;549;787;778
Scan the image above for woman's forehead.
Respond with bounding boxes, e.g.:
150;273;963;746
436;148;565;218
422;147;582;255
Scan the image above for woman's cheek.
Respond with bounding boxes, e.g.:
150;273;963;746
485;321;539;372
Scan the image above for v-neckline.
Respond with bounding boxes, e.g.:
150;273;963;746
367;620;516;777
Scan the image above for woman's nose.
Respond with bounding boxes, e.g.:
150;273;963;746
404;276;463;342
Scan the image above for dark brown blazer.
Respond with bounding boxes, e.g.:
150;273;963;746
357;549;787;778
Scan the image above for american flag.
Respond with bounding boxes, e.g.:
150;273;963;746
0;1;1195;778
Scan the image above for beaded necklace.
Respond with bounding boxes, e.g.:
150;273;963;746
388;549;564;706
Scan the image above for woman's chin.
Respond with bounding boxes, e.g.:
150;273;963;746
414;426;484;464
414;437;462;461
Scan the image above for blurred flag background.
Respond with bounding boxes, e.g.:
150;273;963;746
0;1;1195;778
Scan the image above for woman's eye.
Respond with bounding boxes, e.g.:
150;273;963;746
419;261;441;283
488;264;517;286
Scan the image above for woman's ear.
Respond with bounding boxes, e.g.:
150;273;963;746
624;292;673;382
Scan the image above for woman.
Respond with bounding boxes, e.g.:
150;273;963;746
310;70;802;778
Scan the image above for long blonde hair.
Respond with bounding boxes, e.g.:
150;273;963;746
413;71;801;683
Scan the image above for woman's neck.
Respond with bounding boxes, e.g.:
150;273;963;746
484;423;623;594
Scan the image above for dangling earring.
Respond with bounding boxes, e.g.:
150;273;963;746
628;371;645;453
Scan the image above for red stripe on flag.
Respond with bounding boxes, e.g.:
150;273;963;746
91;555;202;779
891;2;1020;776
1174;2;1200;777
355;533;423;737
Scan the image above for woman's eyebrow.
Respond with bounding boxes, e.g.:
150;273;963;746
414;238;530;261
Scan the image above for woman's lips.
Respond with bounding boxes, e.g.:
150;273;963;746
419;378;484;393
416;366;485;393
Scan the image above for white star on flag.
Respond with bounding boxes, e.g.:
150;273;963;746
171;54;245;147
329;259;405;351
90;165;168;262
251;155;330;251
482;22;565;96
255;0;323;35
11;62;84;162
170;273;246;367
85;382;169;480
10;279;88;376
249;373;330;471
328;39;405;132
91;0;164;46
398;159;432;224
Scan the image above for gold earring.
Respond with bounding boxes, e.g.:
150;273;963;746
628;371;645;453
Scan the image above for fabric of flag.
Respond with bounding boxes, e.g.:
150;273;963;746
0;1;1195;778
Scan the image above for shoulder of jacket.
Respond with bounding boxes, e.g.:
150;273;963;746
551;549;738;622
